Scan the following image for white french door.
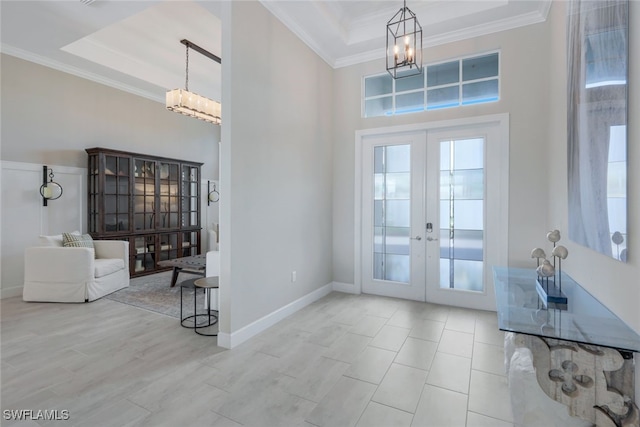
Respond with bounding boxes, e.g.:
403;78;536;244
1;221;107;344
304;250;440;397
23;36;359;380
362;131;427;301
360;119;507;310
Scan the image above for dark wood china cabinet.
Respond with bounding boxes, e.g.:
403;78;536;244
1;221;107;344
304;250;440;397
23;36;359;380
86;147;203;277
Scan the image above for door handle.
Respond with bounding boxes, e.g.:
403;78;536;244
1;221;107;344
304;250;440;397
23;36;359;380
410;236;422;241
426;236;439;241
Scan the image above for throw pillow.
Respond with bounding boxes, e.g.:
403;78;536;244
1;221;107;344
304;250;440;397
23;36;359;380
39;230;81;247
62;233;95;249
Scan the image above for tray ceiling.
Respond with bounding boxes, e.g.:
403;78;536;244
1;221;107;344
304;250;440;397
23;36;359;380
0;0;550;103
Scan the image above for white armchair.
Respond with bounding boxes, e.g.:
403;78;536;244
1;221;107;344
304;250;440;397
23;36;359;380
23;235;129;302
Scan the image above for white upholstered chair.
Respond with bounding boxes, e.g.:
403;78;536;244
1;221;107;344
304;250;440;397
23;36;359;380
23;233;130;302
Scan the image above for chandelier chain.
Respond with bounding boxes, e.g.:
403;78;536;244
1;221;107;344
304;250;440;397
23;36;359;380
185;43;189;91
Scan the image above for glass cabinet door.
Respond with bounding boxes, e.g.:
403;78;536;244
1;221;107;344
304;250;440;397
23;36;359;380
181;165;200;228
181;231;200;257
132;235;157;273
88;154;100;233
158;233;178;262
104;155;130;232
133;159;156;231
159;162;180;230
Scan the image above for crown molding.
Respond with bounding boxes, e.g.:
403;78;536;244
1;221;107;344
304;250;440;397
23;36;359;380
334;47;385;69
1;44;164;103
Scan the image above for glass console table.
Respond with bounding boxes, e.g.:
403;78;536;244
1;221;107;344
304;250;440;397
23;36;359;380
493;267;640;427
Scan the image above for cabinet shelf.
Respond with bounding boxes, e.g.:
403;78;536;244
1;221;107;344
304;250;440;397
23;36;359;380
86;147;203;277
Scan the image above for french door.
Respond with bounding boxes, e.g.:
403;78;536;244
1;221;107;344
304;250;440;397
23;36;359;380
360;121;506;310
361;131;427;301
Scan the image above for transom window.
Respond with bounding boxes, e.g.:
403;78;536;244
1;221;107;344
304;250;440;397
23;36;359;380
363;52;500;118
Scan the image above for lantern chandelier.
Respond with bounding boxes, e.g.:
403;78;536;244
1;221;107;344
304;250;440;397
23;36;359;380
386;0;423;79
166;39;221;125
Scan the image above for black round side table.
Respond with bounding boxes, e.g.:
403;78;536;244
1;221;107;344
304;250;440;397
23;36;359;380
193;276;219;336
180;277;218;334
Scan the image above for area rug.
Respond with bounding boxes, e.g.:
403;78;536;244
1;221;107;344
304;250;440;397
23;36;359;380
105;271;206;319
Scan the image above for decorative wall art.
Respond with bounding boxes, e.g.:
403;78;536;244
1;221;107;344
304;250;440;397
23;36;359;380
567;0;628;262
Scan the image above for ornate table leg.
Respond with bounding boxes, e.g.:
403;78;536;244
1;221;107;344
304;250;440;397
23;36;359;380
506;333;639;427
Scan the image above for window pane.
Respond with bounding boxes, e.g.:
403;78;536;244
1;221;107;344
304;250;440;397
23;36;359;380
440;229;484;261
364;53;499;118
440;200;484;230
385;173;410;199
440;169;484;200
453;138;484;169
374;252;384;280
427;61;459;87
440;258;483;291
374;227;384;253
440;137;485;292
386;145;410;172
440;258;451;288
462;80;499;105
373;144;412;284
375;174;384;199
385;254;410;283
385;227;410;255
462;53;499;81
374;146;384;173
427;86;459;110
396;92;425;114
365;96;393;117
374;200;384;226
365;74;393;97
386;200;410;227
440;140;450;170
396;73;424;92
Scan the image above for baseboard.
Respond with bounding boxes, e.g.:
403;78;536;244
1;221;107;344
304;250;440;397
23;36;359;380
332;281;359;294
1;285;23;299
218;282;334;349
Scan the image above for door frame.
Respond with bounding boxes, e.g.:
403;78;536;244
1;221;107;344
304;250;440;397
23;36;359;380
354;113;510;310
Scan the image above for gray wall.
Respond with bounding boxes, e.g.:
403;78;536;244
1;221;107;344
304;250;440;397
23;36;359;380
219;1;334;333
1;54;220;178
331;18;552;285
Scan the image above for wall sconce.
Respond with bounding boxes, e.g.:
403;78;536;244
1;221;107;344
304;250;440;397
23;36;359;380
207;180;219;205
40;166;63;206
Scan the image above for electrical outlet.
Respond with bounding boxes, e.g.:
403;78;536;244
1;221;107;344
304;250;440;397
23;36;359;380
291;271;297;282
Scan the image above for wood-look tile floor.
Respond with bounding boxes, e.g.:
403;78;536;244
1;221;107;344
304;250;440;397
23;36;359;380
1;291;513;427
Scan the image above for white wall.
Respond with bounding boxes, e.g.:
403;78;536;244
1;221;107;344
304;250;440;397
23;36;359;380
0;54;220;297
1;54;219;175
219;1;333;341
545;1;640;400
332;19;552;285
0;162;85;297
